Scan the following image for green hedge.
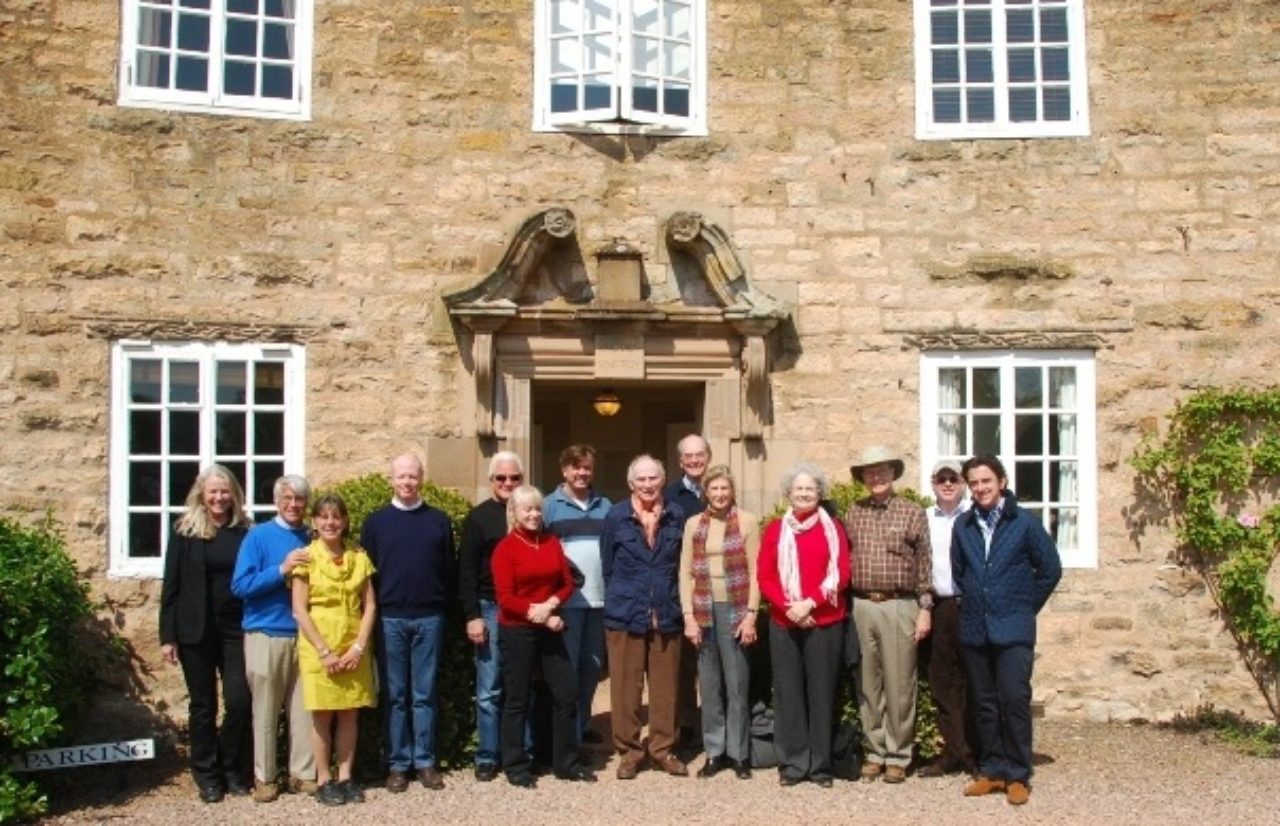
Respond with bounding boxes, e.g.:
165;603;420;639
0;517;95;822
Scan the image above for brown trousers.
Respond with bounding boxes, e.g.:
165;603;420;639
606;628;682;764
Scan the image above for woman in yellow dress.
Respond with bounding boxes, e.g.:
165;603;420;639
291;494;377;806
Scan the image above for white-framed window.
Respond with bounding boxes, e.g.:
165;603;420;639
108;340;306;578
912;0;1089;140
117;0;313;120
533;0;707;136
919;350;1097;568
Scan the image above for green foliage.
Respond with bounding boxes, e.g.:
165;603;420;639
314;474;475;775
1130;387;1280;703
1165;704;1280;758
0;516;95;822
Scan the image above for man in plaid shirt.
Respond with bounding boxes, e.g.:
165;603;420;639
844;445;933;785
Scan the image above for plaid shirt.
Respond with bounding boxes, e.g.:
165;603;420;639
845;494;932;600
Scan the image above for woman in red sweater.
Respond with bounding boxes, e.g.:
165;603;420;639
757;463;851;788
491;485;596;787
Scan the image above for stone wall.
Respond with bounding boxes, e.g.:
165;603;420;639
2;1;1278;724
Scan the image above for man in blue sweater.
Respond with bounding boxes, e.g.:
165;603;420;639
361;454;456;793
952;455;1061;807
230;475;316;803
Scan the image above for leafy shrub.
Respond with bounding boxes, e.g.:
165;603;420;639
315;474;476;775
0;516;94;822
1165;704;1280;758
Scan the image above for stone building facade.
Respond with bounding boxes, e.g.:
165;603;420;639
2;0;1277;725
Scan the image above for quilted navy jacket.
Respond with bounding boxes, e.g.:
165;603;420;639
600;498;687;635
950;491;1062;648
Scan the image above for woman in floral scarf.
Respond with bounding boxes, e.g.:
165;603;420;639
679;465;761;780
756;463;850;787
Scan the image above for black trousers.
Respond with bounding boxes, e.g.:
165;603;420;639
962;642;1035;784
923;598;977;771
769;622;843;782
177;630;251;788
499;625;579;778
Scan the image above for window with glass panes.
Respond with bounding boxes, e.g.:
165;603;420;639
919;351;1096;567
109;341;305;577
118;0;312;120
913;0;1089;139
534;0;707;135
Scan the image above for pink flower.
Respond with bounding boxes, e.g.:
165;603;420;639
1237;513;1261;529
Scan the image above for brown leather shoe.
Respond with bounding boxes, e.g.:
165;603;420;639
657;754;688;777
616;759;642;780
251;780;279;803
385;771;409;794
964;775;1007;797
883;765;907;784
286;776;318;795
1006;780;1030;805
418;767;445;790
860;761;883;781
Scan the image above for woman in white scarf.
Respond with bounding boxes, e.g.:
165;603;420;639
756;463;851;787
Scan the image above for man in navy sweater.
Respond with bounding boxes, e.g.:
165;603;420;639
361;454;457;793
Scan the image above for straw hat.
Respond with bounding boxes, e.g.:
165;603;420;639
849;445;905;481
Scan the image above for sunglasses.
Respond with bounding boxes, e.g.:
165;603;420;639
493;474;523;483
934;475;961;484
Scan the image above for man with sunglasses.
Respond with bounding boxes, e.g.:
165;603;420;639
917;460;977;779
458;452;526;782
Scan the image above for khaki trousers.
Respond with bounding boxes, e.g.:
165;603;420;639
606;628;681;764
244;632;314;784
853;597;919;768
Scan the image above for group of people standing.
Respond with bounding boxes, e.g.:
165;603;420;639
158;435;1061;807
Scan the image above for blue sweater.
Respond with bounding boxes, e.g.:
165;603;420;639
360;502;456;619
951;491;1062;648
230;518;310;636
544;486;612;609
600;498;686;634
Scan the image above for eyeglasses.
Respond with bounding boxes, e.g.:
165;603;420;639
493;474;522;483
934;475;961;485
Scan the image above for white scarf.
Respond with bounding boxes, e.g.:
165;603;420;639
778;507;841;606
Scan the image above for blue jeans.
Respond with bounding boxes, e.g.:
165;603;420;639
561;606;604;739
380;613;445;772
473;600;502;766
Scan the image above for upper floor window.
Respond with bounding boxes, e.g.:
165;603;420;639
117;0;313;120
919;350;1097;568
533;0;707;136
108;341;306;578
913;0;1088;140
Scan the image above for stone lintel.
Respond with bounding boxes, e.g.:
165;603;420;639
79;315;321;342
903;330;1118;351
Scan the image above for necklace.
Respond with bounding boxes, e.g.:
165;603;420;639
513;529;541;549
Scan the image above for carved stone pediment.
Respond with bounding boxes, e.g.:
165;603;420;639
443;207;791;439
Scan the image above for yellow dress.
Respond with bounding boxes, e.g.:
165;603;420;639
293;539;377;711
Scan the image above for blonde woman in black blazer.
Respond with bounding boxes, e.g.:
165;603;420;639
159;464;253;803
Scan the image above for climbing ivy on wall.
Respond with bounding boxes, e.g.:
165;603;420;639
1131;387;1280;716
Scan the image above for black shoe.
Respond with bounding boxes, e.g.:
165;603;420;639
554;768;597;783
779;774;802;787
225;777;250;797
507;773;537;789
732;759;752;780
474;763;499;782
197;785;224;804
813;776;834;788
337;779;365;803
316;782;345;807
697;755;728;779
581;729;604;744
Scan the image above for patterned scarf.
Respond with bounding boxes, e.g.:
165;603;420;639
690;507;749;628
778;507;841;606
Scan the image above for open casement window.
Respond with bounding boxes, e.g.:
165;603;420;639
919;350;1097;568
913;0;1089;139
118;0;312;120
534;0;707;136
108;341;306;578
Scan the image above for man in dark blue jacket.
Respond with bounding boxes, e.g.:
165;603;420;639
601;454;688;780
952;455;1061;807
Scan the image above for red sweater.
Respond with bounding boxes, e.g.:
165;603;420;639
490;529;575;628
757;515;850;629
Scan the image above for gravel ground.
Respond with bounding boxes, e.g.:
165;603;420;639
41;719;1278;826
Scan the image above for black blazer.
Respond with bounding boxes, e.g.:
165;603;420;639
159;524;248;646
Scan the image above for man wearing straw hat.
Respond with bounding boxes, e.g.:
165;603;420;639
845;445;933;785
